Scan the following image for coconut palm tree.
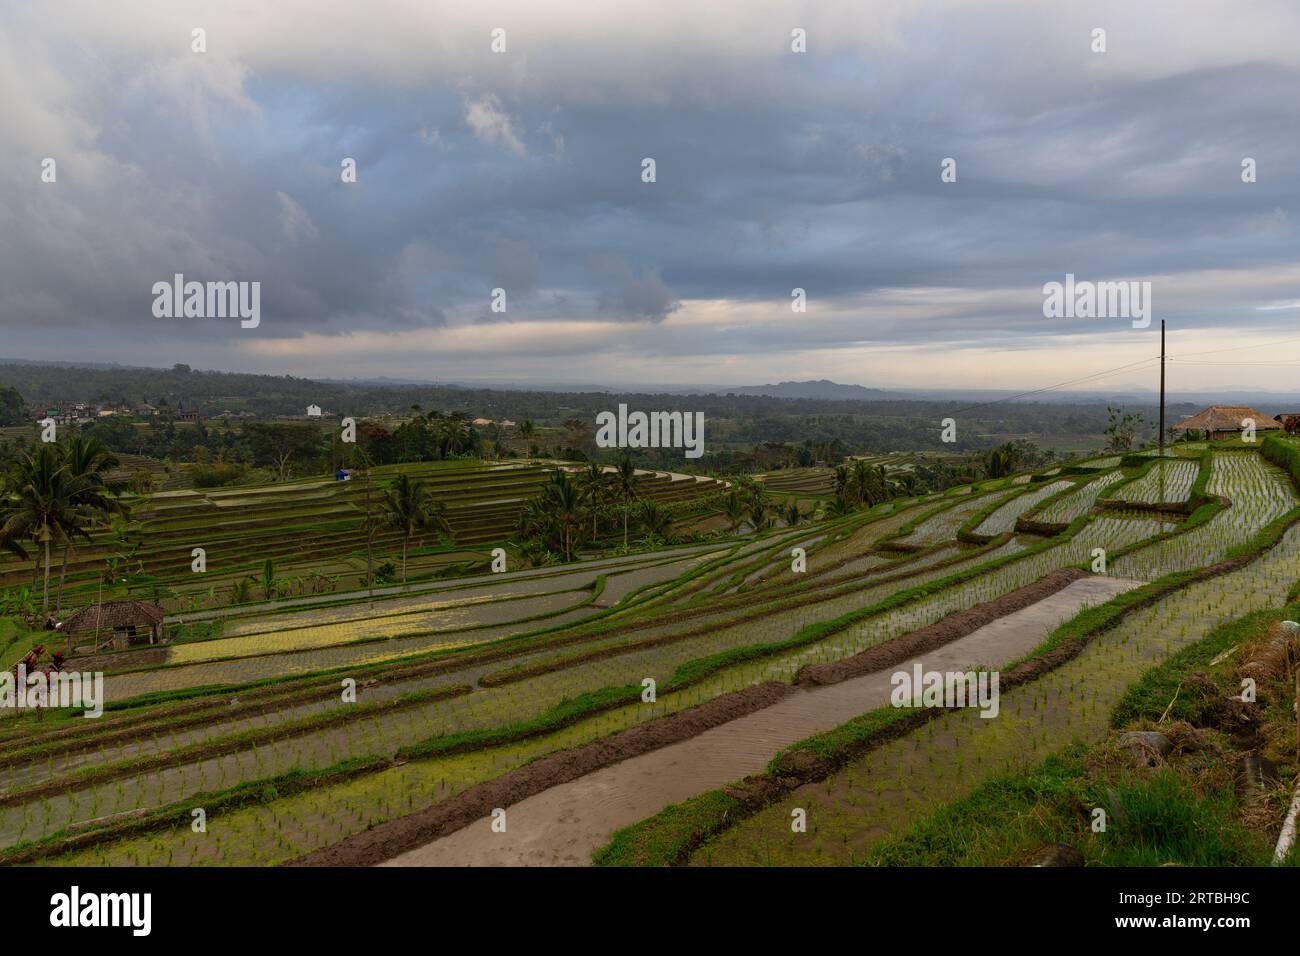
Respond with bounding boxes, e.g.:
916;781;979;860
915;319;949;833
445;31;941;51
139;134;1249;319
611;454;639;548
54;436;128;615
638;501;674;543
825;496;856;518
578;462;607;538
784;502;803;526
520;470;584;561
554;471;585;560
722;490;746;533
0;446;74;614
984;447;1013;479
747;492;769;532
381;473;450;586
438;417;473;457
850;459;873;505
833;464;851;501
895;471;923;496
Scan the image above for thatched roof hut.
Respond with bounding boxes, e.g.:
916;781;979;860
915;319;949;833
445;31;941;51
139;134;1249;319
62;600;166;652
1171;405;1282;440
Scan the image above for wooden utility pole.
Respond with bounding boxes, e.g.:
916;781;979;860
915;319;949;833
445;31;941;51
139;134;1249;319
1158;320;1166;456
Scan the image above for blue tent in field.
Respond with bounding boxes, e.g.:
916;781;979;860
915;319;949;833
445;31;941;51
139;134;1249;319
335;468;351;481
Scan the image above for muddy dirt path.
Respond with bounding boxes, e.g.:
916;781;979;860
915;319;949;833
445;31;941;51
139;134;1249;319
380;575;1140;866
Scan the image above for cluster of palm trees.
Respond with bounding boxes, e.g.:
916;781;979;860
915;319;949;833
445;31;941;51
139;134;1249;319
386;408;483;462
0;437;127;619
433;415;478;457
517;456;664;563
828;458;921;516
720;478;776;533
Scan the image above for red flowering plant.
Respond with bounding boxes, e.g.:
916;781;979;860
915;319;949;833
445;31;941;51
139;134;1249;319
10;644;64;720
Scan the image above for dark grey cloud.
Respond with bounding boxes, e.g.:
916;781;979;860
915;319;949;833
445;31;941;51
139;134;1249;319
587;254;680;322
2;1;1299;385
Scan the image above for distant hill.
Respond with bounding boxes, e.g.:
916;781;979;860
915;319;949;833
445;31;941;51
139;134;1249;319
719;380;891;400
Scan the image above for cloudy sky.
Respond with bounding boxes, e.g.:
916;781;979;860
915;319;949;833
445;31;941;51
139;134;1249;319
3;0;1300;391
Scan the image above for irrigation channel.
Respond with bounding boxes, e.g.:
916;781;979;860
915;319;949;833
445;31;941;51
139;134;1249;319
692;523;1300;866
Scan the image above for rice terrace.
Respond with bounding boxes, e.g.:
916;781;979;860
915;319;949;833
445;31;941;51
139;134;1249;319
3;385;1300;875
8;1;1300;940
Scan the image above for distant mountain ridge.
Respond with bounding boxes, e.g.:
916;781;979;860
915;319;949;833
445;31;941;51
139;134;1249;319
2;358;1294;409
721;380;890;400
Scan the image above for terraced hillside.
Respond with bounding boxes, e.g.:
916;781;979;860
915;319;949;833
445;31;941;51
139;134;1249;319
0;459;727;614
755;454;918;501
4;440;1299;869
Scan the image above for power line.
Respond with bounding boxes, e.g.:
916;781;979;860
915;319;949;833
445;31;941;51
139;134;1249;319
944;356;1161;416
1173;359;1300;367
1172;335;1300;359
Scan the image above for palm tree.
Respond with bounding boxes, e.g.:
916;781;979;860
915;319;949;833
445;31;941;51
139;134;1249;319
522;470;584;560
518;495;552;553
0;446;75;615
438;418;473;457
850;459;873;506
825;496;856;518
545;471;583;560
54;436;127;615
871;463;895;505
722;490;746;533
578;462;607;538
638;501;674;543
381;473;449;586
833;464;850;501
611;455;639;548
784;502;803;526
984;447;1011;479
517;419;536;439
747;493;769;532
896;471;922;496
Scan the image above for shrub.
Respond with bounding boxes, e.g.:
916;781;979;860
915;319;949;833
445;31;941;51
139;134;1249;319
191;462;249;488
1262;434;1300;483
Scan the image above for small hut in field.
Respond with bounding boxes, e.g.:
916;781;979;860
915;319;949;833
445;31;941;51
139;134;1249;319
1274;412;1300;433
61;601;166;653
1171;405;1282;441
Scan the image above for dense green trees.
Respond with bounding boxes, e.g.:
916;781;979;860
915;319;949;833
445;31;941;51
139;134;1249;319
353;412;483;466
517;462;709;563
0;437;127;615
519;470;585;562
0;385;25;426
832;459;896;511
981;439;1053;479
